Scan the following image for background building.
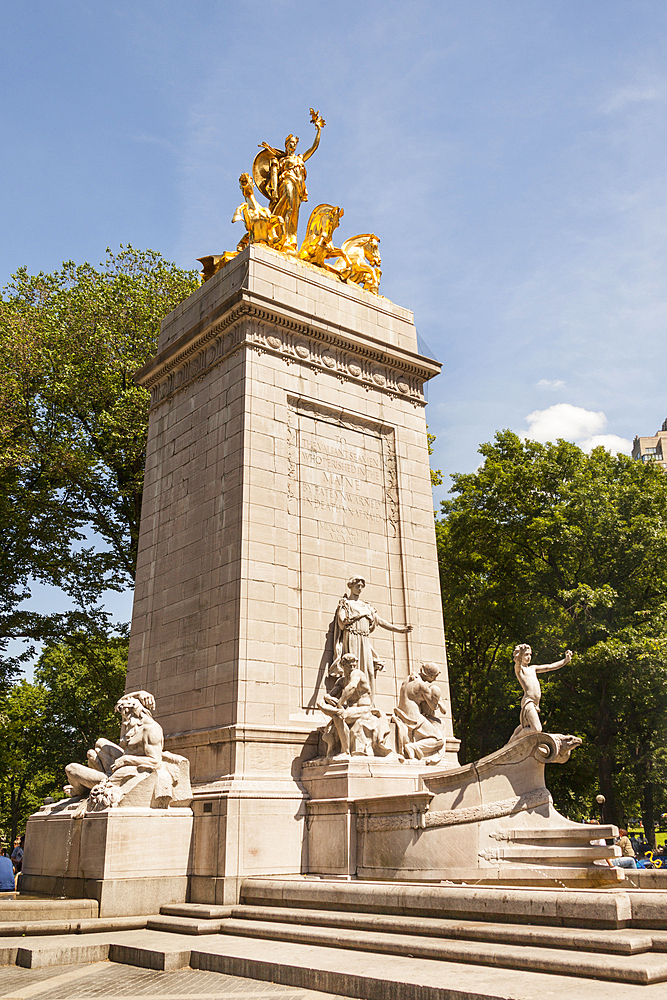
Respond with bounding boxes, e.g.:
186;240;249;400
632;418;667;469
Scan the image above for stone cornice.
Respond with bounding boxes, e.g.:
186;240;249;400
135;293;440;411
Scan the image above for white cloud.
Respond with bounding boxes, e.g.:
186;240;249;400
525;403;606;441
601;85;661;114
536;379;565;390
582;434;633;455
523;404;632;454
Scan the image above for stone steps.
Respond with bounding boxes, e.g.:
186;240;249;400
0;929;201;972
146;913;229;935
9;928;667;999
0;915;149;937
228;902;667;955
0;897;98;922
239;875;639;928
6;880;667;994
216;914;667;985
161;903;233;919
4;921;667;996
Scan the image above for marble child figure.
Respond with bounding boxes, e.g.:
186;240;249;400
331;576;413;706
509;643;573;743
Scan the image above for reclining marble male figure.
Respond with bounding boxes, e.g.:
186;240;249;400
64;690;192;810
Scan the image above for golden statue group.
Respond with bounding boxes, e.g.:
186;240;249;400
198;109;382;295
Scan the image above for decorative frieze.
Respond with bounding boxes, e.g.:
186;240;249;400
356;788;552;834
250;320;426;405
137;301;435;411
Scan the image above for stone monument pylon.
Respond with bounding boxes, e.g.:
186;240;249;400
22;111;618;911
127;235;458;901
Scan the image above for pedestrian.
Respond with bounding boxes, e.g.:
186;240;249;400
0;851;15;891
10;836;23;874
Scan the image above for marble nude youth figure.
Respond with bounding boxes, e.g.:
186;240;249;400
509;643;573;742
331;576;412;706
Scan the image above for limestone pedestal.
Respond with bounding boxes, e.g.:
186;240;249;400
302;757;432;877
126;244;458;902
303;733;623;886
22;801;193;916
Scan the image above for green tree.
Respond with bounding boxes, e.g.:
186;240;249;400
0;681;61;843
427;430;443;487
34;633;127;770
0;636;128;842
437;431;667;837
0;247;199;682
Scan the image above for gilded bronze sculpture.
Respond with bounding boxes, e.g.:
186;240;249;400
332;234;382;294
198;109;383;293
298;204;351;276
232;172;286;251
253;109;325;251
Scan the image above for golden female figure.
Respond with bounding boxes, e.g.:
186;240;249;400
253;109;325;251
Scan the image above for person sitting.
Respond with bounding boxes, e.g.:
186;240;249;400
612;828;637;869
0;852;16;892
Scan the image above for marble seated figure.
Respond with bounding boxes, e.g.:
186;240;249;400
65;690;192;810
393;662;448;763
317;653;393;758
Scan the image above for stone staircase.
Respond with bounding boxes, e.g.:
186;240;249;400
5;879;667;996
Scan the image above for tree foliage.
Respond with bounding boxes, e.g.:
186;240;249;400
0;681;60;844
0;247;198;841
0;247;199;683
427;430;442;487
0;635;127;844
437;431;667;837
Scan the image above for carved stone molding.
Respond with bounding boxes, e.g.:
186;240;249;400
356;788;552;834
250;319;426;406
137;301;435;411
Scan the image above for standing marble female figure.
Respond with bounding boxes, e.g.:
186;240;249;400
331;576;412;706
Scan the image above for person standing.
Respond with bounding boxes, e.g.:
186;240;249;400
10;836;23;874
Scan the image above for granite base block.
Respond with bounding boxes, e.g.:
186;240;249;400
23;803;193;916
19;874;189;917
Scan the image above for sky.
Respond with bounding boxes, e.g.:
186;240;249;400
2;0;667;647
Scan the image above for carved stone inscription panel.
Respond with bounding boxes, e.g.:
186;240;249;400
299;427;384;533
287;397;405;712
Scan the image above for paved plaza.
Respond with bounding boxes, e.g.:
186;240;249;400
0;963;349;1000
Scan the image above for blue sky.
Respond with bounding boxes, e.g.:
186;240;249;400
3;1;667;646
